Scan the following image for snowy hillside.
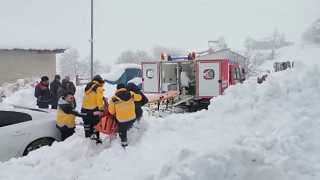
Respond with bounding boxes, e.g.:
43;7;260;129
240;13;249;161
260;44;320;72
1;59;320;180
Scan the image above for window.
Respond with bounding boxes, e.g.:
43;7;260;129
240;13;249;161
203;69;214;80
0;111;32;128
233;68;240;83
146;69;154;79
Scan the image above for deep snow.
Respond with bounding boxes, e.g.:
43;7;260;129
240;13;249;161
0;60;320;180
1;45;320;179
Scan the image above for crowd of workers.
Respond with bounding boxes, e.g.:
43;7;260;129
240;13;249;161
34;75;148;148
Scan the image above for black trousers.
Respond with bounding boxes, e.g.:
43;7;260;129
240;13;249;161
117;119;135;145
37;102;49;109
82;115;100;138
51;105;57;109
60;128;75;141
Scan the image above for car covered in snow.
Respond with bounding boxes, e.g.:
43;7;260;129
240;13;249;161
0;103;61;162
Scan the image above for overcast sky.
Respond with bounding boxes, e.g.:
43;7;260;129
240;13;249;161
0;0;319;66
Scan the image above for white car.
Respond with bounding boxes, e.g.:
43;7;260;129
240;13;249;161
0;103;61;162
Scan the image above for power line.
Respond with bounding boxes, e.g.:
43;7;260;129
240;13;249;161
178;0;319;17
60;0;87;36
69;1;91;48
144;0;316;21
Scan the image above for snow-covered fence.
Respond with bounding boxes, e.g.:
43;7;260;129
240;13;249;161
75;76;90;86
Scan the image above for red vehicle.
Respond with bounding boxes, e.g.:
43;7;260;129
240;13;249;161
141;48;246;113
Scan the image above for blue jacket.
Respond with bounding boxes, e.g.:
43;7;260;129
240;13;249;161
34;83;51;103
126;83;148;118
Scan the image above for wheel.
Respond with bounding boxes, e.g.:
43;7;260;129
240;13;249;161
23;138;54;156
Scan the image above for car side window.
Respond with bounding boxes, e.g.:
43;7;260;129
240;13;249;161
0;111;32;128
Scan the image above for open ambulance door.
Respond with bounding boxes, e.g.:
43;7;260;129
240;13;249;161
196;60;221;98
141;62;160;93
230;64;242;85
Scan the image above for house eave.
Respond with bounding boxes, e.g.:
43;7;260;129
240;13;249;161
0;48;67;54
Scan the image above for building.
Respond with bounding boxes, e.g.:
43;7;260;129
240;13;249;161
194;48;247;64
0;47;66;85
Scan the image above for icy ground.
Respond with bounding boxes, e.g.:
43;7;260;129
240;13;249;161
0;60;320;180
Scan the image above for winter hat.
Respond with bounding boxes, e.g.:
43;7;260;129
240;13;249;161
92;75;103;84
41;76;49;82
54;74;61;80
117;84;126;90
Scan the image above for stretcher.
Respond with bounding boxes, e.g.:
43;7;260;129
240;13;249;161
94;98;118;135
147;90;179;103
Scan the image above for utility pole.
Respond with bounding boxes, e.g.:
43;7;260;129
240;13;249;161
271;27;277;60
90;0;94;79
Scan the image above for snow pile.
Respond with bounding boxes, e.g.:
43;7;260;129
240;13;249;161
0;78;39;104
100;63;141;81
1;60;320;180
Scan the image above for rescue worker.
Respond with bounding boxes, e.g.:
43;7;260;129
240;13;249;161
109;84;142;148
81;75;105;143
34;76;51;108
126;82;148;122
56;92;101;141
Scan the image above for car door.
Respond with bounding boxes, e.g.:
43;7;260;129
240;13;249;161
0;111;33;162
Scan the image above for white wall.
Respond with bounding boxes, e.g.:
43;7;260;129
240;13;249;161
0;50;57;85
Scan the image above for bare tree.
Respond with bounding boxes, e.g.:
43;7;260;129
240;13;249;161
82;54;102;76
115;50;151;64
217;36;228;49
152;46;184;60
59;49;102;78
59;49;86;78
101;63;111;73
302;18;320;45
237;36;269;77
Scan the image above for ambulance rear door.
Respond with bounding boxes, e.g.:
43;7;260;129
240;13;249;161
141;62;160;93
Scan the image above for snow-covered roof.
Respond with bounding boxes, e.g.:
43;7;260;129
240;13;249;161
0;1;71;52
100;63;141;81
0;26;68;52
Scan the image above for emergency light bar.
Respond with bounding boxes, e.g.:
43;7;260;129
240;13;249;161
160;52;196;61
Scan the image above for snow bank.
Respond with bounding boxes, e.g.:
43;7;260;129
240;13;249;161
100;63;141;81
0;78;39;105
1;60;320;180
